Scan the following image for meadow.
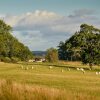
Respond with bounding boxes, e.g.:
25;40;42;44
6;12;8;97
0;61;100;100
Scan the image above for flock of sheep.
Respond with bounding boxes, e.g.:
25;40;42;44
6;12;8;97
21;65;34;70
20;65;100;75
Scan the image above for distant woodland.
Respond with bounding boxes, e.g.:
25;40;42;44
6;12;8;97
0;20;33;62
0;20;100;67
58;24;100;68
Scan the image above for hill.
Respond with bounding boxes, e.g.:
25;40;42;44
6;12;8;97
32;51;46;56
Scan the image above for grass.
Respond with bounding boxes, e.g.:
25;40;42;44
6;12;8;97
0;79;96;100
0;61;100;100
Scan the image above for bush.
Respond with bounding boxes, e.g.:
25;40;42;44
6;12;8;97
46;48;58;63
0;57;11;63
11;57;20;63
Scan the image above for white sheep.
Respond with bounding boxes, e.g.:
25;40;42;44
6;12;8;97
31;66;34;69
96;72;99;75
76;68;80;71
49;66;53;69
98;72;100;75
61;69;64;72
80;68;85;74
80;68;83;71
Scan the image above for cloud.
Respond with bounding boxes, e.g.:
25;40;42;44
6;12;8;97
0;9;100;50
68;9;95;18
12;30;48;50
5;10;60;28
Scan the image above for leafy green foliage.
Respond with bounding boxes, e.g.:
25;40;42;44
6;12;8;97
80;25;100;68
0;20;33;62
58;24;100;67
46;48;58;62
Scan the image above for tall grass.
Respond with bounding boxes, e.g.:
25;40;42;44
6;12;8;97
0;62;100;100
0;80;98;100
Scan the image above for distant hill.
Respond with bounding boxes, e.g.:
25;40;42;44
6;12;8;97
32;51;46;56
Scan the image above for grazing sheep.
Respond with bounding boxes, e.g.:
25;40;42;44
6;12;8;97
61;69;64;72
80;68;85;71
76;68;80;71
96;72;99;75
49;66;53;69
80;68;85;74
80;68;83;71
31;66;34;69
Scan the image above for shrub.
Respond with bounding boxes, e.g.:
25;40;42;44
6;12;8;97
46;48;58;63
11;57;20;63
0;57;11;63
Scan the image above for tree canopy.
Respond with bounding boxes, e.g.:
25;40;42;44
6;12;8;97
58;24;100;68
0;20;33;62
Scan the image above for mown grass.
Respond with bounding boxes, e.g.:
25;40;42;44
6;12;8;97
0;62;100;100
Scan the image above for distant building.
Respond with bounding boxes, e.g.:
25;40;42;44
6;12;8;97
28;58;46;63
28;59;35;62
35;57;46;62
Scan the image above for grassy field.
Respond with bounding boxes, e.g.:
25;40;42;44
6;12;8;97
0;62;100;100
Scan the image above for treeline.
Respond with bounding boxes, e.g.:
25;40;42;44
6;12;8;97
0;20;33;62
58;24;100;67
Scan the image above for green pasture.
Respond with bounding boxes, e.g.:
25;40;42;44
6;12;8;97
0;62;100;99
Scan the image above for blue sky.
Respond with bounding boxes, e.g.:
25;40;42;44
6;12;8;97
0;0;100;50
0;0;100;15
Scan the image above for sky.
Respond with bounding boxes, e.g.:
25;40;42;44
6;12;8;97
0;0;100;51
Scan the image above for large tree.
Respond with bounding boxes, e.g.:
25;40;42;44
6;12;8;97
0;20;33;62
58;24;100;68
80;24;100;69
